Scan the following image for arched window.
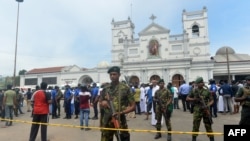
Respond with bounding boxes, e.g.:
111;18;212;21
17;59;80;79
192;25;199;37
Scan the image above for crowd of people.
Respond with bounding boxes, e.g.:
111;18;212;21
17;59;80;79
0;84;27;128
1;66;250;141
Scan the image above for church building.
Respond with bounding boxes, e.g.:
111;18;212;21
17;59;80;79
20;7;250;88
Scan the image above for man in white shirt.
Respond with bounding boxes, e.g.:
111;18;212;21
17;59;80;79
151;79;160;125
173;84;179;109
140;83;146;113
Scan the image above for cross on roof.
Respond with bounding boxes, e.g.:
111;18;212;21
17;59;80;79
150;14;157;23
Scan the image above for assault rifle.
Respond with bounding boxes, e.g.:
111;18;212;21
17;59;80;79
199;94;213;124
107;93;121;141
156;98;168;118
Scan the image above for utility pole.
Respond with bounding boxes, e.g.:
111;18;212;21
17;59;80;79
226;47;231;83
13;0;24;87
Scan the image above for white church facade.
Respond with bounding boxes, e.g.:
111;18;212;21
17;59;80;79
20;7;250;88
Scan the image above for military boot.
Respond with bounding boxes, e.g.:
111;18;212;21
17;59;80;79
167;134;172;141
154;133;161;139
209;136;215;141
154;127;161;139
192;136;197;141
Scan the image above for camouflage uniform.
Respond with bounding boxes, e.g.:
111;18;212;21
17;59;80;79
100;82;134;141
56;89;63;117
188;77;214;141
236;84;250;125
154;87;173;140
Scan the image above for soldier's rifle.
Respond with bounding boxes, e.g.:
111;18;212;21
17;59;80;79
198;92;213;124
107;93;122;141
156;97;168;118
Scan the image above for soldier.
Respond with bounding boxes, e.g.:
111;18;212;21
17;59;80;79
234;76;250;125
55;86;63;117
99;66;135;141
186;77;214;141
153;79;173;141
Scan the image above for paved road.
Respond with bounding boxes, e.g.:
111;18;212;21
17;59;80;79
0;105;241;141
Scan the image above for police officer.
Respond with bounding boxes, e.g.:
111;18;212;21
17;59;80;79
63;85;73;119
153;79;173;141
209;79;218;117
235;76;250;125
99;66;135;141
186;77;214;141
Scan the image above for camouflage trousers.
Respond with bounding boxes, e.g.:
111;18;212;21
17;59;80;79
239;105;250;125
155;108;172;132
192;107;213;137
101;114;129;141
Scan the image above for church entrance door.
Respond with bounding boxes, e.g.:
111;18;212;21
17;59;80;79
172;74;184;88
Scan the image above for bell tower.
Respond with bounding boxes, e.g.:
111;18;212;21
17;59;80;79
111;17;135;66
182;6;210;60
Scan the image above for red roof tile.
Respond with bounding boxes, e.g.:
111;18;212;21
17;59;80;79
26;66;65;74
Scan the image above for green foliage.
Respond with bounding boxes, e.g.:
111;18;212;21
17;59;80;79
19;69;27;75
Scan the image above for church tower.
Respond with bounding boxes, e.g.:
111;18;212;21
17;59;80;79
111;17;135;66
182;6;210;61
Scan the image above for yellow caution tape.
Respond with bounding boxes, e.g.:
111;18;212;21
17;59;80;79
0;118;223;135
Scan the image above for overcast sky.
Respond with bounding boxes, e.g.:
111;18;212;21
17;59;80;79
0;0;249;76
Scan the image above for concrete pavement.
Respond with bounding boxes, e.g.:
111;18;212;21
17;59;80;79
0;105;240;141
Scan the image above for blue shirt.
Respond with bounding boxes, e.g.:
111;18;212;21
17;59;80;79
74;88;80;97
64;89;72;99
146;88;153;103
179;83;190;95
219;83;232;96
210;84;217;93
51;89;57;100
91;87;99;97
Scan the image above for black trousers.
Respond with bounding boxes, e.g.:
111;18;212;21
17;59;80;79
93;102;98;117
0;108;5;119
64;99;71;118
52;100;58;117
181;94;190;111
74;101;80;116
29;114;49;141
135;101;141;114
210;94;218;116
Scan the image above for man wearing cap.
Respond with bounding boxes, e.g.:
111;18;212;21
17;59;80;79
186;77;214;141
51;86;60;119
90;83;99;120
99;66;135;141
235;76;250;125
63;85;73;119
153;79;173;141
208;79;218;117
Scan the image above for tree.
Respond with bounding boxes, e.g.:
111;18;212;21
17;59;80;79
19;69;27;75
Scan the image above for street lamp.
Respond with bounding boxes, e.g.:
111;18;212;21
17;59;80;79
13;0;24;87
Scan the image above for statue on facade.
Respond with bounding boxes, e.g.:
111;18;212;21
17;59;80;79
149;40;159;56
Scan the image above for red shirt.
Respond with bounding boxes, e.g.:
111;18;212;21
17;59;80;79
33;90;49;114
79;91;91;109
